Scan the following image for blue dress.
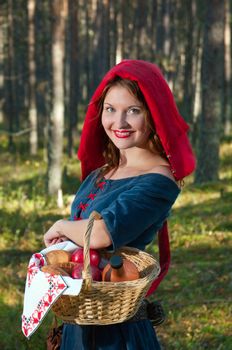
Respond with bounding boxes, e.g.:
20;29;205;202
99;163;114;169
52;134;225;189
61;170;180;350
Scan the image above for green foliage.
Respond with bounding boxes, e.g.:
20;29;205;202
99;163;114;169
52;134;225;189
0;138;231;349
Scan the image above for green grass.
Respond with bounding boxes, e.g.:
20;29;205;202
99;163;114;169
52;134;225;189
0;135;231;349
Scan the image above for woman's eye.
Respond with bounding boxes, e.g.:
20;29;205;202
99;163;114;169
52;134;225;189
105;107;114;113
127;108;141;115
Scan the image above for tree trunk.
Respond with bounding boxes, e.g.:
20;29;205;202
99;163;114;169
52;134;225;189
163;0;171;58
0;4;5;124
117;0;124;61
230;0;232;135
14;0;28;131
195;0;225;183
84;0;91;101
103;0;110;70
92;0;110;92
67;0;79;158
6;0;15;150
223;0;231;135
47;0;66;196
109;0;118;67
156;0;164;58
169;0;182;95
34;1;50;141
121;0;135;59
191;0;205;146
28;0;38;155
150;0;158;61
192;23;203;147
134;0;147;59
182;0;194;125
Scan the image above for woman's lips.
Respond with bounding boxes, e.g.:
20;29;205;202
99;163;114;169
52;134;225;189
113;130;133;138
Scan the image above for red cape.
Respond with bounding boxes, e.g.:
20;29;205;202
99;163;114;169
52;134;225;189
78;60;196;295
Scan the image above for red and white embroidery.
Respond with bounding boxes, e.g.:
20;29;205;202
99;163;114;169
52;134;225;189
22;274;66;338
27;253;45;288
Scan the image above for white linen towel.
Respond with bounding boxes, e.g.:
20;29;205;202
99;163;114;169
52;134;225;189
22;241;83;338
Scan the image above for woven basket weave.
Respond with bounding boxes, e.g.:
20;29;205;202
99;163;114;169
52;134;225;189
51;211;160;325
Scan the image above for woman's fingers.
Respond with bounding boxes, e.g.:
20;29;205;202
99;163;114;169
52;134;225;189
44;235;68;247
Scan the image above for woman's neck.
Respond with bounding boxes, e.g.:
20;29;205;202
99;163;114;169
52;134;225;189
118;147;164;169
103;147;169;180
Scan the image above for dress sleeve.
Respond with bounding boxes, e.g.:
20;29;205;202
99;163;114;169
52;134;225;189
100;178;179;251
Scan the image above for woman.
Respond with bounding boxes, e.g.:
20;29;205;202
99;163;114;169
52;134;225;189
44;60;196;349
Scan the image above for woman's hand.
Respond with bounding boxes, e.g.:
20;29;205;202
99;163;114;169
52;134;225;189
44;220;69;247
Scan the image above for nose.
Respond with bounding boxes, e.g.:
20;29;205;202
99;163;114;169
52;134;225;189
114;111;130;129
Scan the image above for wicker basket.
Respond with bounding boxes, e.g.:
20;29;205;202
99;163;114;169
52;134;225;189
51;211;160;325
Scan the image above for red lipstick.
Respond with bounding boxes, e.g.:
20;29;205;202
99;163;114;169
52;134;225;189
113;130;133;138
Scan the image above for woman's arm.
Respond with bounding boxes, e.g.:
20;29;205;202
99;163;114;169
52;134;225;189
43;218;112;249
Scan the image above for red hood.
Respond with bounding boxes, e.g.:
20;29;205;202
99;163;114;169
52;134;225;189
78;59;196;180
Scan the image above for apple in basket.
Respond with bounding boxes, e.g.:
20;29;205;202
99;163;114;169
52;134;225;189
71;263;102;281
71;248;101;267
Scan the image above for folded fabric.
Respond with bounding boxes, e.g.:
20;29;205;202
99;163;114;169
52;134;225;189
22;241;83;338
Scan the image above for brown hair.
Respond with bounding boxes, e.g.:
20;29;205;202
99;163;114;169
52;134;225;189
96;76;168;181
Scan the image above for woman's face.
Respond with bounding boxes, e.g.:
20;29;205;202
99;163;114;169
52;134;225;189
101;85;151;150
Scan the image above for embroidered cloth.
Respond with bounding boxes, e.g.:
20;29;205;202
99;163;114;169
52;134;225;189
22;241;83;338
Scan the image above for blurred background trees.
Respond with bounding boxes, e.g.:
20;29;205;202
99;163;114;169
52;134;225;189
0;0;231;196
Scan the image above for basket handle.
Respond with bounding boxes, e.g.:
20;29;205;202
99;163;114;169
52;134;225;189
82;211;102;289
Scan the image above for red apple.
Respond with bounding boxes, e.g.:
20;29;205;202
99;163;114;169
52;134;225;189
71;263;102;281
71;263;83;279
71;248;84;264
71;248;101;267
90;265;102;281
89;249;101;267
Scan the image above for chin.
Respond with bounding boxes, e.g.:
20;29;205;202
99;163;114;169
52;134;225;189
111;140;134;149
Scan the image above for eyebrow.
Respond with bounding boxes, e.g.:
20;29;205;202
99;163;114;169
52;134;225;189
104;102;142;108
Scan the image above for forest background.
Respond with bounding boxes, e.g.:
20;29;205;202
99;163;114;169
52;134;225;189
0;0;231;349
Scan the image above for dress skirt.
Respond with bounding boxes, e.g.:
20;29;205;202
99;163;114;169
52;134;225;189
60;320;161;350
